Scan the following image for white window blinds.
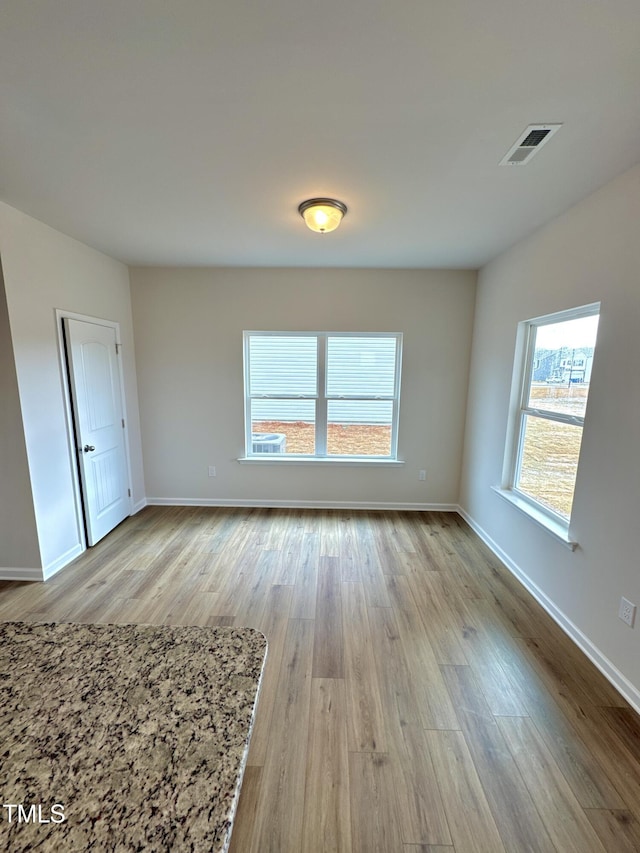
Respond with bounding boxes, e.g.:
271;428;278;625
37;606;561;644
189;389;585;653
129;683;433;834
244;331;402;459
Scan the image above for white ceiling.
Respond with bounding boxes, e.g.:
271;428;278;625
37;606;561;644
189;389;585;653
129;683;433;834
1;0;639;268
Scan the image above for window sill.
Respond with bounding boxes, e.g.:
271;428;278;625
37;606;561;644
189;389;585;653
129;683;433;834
238;456;404;467
491;486;577;550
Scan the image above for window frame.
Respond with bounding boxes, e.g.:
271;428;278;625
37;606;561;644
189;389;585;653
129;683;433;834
242;330;403;461
500;302;600;542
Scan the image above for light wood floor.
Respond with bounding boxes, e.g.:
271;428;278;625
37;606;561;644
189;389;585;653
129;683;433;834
2;507;640;852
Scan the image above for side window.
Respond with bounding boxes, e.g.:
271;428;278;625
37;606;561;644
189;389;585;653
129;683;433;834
506;304;599;525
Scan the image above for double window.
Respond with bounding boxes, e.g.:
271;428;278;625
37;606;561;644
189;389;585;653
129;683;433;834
243;332;402;459
503;303;600;531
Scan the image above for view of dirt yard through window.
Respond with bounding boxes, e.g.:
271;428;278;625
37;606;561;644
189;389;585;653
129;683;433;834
518;384;589;519
252;421;392;456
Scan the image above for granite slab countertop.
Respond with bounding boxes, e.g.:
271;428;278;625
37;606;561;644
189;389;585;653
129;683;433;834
0;621;267;852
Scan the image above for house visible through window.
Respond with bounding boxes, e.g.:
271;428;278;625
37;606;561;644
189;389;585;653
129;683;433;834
243;332;402;459
504;304;599;526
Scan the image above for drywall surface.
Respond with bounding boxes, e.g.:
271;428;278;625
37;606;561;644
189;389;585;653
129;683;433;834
0;261;40;571
460;163;640;701
0;202;145;575
130;267;476;507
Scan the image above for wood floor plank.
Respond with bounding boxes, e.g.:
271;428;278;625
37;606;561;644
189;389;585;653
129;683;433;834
228;765;262;853
545;705;635;810
404;568;469;666
391;724;452;847
320;509;341;557
163;589;221;626
250;618;314;853
384;575;459;730
359;534;392;607
483;623;626;809
0;583;51;619
402;513;443;570
338;513;362;583
301;679;351;853
243;584;293;767
440;665;556;853
349;752;404;853
404;847;455;853
448;514;563;634
272;510;304;585
313;555;344;678
451;606;531;717
425;729;506;853
231;548;281;627
370;510;406;576
444;514;552;638
262;507;286;551
415;514;486;599
514;637;634;770
379;511;416;570
584;809;640;853
532;634;630;709
196;550;238;595
497;717;607;853
599;706;640;755
208;535;265;618
368;604;439;731
196;507;240;558
342;582;387;752
389;510;419;553
515;635;603;710
290;531;320;620
577;706;640;819
120;586;175;624
98;595;162;625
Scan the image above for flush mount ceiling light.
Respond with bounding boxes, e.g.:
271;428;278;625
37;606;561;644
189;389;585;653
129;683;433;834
298;198;347;233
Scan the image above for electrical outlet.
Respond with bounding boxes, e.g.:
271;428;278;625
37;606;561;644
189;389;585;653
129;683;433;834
418;470;426;481
208;465;216;478
619;597;636;628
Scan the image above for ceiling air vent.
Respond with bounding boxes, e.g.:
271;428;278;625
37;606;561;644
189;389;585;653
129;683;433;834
499;124;562;166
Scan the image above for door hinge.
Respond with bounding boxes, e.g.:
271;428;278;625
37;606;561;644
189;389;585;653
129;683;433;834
115;342;121;355
122;418;125;428
128;488;131;497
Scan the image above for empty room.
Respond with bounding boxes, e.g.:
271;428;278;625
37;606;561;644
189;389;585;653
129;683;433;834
1;1;639;851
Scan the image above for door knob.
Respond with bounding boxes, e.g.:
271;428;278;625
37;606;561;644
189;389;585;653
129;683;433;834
83;445;96;453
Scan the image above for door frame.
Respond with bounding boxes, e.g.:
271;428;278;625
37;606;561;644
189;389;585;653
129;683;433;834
56;309;134;551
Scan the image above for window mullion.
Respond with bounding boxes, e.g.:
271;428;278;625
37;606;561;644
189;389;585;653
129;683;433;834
316;334;327;456
522;406;585;428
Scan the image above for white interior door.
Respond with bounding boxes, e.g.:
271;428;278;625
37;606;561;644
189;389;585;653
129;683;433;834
63;318;130;545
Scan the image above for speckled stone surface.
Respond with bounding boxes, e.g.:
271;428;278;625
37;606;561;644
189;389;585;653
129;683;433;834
0;621;267;852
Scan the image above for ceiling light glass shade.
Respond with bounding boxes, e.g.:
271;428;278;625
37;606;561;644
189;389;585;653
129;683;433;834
298;198;347;233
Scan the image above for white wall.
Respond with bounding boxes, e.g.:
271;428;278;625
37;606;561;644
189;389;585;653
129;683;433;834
130;267;476;507
460;163;640;707
0;264;40;572
0;202;145;579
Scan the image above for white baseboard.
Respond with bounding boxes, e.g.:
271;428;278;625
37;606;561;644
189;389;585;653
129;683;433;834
457;505;640;715
42;543;84;580
0;542;84;582
0;566;44;582
145;497;459;512
132;498;148;514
